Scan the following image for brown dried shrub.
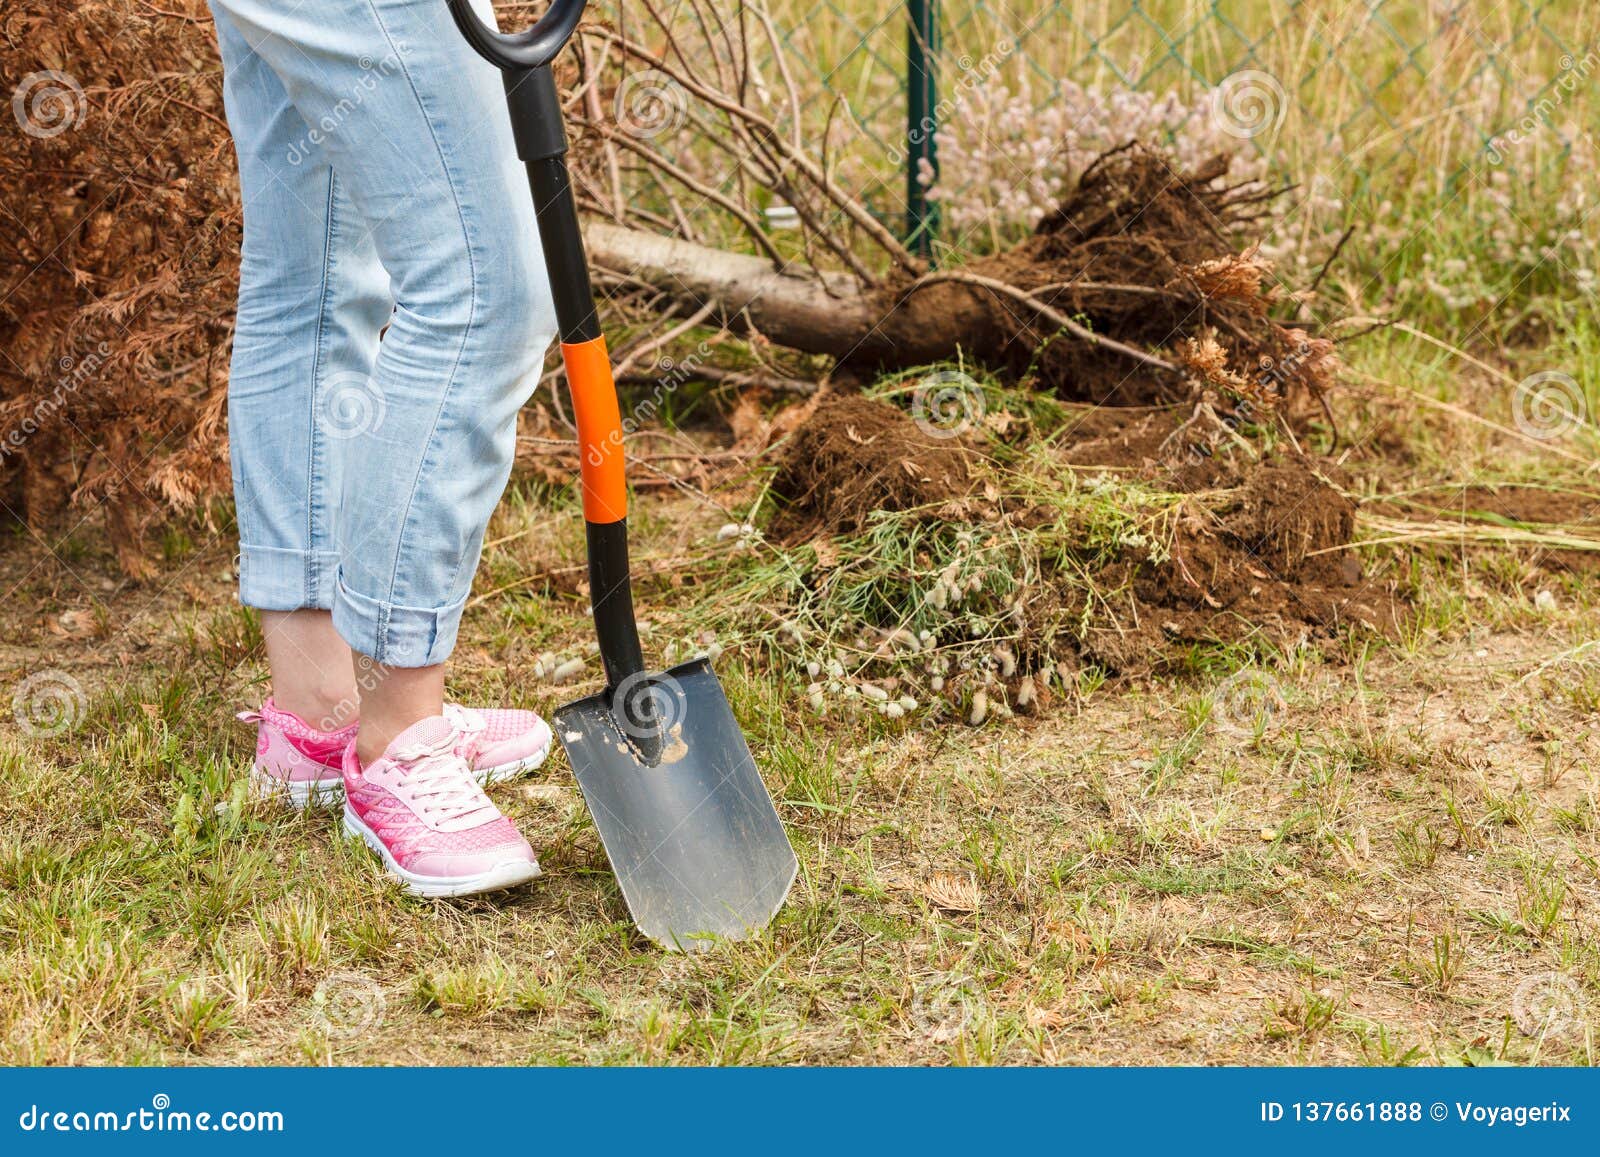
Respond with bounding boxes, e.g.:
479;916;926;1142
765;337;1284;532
1;0;237;574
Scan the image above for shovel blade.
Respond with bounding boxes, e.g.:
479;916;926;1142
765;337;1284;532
554;658;797;951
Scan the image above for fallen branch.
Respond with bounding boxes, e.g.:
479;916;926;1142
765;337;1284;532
584;221;1185;376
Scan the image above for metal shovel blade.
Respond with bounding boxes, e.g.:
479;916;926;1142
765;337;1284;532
553;658;797;951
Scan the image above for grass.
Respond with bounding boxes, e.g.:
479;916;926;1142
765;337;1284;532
3;356;1600;1065
9;281;1600;1063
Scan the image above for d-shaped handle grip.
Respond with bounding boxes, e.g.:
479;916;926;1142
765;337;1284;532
446;0;587;71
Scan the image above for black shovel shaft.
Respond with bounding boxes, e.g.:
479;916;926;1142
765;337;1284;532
454;2;646;690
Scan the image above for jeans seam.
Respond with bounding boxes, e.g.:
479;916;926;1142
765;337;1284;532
363;0;481;625
306;165;340;608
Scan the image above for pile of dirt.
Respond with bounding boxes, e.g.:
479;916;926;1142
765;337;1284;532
1053;403;1399;672
768;394;1401;679
1079;452;1395;674
768;395;977;541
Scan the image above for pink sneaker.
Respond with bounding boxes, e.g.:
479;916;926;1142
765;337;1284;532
341;715;541;898
240;700;356;807
443;703;554;785
240;699;553;808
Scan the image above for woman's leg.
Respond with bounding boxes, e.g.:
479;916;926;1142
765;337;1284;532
210;5;395;724
259;611;356;726
210;0;555;753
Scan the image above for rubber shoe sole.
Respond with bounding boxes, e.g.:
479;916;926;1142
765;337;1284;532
249;767;343;808
341;807;542;899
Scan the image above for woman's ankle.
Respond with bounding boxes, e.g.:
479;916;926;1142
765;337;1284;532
271;685;360;732
260;609;359;730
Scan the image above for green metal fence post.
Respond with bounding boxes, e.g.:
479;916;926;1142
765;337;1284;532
905;0;940;257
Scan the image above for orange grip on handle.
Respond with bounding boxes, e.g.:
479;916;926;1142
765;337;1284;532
561;337;627;524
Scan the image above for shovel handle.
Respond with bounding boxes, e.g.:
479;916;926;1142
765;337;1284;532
450;3;647;690
445;0;587;72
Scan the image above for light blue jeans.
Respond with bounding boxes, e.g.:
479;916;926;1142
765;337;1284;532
210;0;555;666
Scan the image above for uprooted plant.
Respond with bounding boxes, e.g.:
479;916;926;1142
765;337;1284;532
565;0;1340;430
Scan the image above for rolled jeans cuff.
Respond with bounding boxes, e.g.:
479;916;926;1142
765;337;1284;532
330;573;466;668
238;544;340;611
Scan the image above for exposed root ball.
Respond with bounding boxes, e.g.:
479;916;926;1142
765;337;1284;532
868;146;1333;412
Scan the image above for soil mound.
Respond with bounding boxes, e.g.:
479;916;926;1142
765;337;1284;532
1085;455;1391;674
769;396;1402;680
769;395;976;541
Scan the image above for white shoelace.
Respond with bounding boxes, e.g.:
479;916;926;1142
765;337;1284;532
388;726;496;829
442;703;486;759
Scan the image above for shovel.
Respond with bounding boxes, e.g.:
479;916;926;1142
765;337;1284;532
447;0;797;950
